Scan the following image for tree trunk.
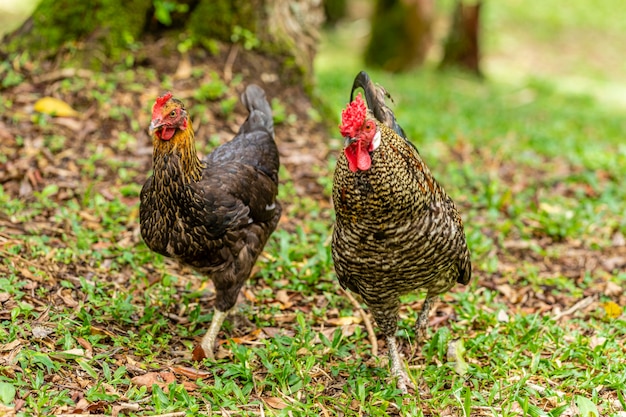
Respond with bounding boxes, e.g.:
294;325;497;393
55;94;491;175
439;0;483;77
0;0;324;88
364;0;434;73
323;0;348;26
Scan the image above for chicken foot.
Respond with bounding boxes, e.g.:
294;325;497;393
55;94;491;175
200;307;234;359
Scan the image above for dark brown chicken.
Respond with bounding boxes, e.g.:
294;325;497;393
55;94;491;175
332;71;471;393
140;85;281;359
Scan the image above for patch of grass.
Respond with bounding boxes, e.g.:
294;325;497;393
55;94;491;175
194;72;229;101
1;2;625;416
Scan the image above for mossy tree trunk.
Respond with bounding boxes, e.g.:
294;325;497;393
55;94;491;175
323;0;348;27
1;0;323;87
364;0;434;73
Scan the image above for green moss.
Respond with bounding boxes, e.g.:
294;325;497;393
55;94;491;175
187;0;313;90
1;0;315;90
5;0;151;69
188;0;258;43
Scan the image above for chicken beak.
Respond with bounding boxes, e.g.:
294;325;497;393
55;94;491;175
149;119;163;136
344;136;357;147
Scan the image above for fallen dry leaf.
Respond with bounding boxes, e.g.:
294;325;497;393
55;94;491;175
496;283;524;304
90;326;116;337
273;313;297;323
111;402;140;417
0;404;15;417
52;116;84;132
57;288;79;308
170;365;212;380
181;380;199;391
214;345;233;360
0;340;22;352
231;328;263;345
316;323;358;343
264;396;289;410
262;327;295;338
76;337;93;356
243;288;257;303
496;309;510;322
604;281;623;297
33;96;79;117
92;241;112;250
71;398;108;413
131;371;176;391
589;336;607;349
447;339;468;376
275;289;293;309
124;355;147;374
191;345;206;361
50;348;86;361
326;316;362;326
31;325;54;339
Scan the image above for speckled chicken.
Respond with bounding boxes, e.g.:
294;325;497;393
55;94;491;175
140;85;281;359
332;71;471;393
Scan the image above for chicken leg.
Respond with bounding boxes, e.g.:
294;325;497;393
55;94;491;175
415;295;437;342
387;335;415;394
200;307;233;359
387;295;437;393
373;304;416;394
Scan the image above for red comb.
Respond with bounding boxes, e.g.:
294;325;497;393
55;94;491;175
339;93;367;138
156;92;172;107
152;92;173;119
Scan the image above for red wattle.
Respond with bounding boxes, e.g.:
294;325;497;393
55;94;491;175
161;128;175;140
345;145;358;172
345;141;371;172
356;140;371;171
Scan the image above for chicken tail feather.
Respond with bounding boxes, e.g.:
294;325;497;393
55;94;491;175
350;71;407;140
241;84;274;137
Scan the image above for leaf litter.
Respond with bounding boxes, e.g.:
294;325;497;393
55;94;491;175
0;44;624;416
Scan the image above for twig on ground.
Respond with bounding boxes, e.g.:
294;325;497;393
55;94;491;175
223;44;240;83
526;381;566;398
56;412;188;417
552;295;596;321
55;415;110;417
341;287;378;357
32;68;94;84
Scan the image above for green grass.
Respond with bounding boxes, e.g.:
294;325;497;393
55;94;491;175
1;1;626;416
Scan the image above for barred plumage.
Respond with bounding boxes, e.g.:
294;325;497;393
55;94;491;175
332;71;471;393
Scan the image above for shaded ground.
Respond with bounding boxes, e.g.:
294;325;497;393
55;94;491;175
1;40;626;415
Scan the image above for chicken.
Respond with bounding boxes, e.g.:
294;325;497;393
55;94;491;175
331;71;471;393
140;85;281;359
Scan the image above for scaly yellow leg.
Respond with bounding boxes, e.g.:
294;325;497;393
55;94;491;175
387;335;415;394
200;308;233;359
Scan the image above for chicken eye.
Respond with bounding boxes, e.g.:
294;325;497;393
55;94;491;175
365;122;372;131
170;110;177;118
